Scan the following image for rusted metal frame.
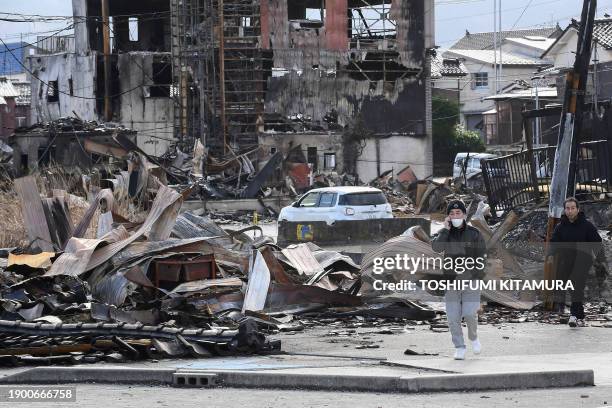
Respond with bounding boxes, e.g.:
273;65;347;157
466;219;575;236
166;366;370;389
480;160;498;214
523;113;542;202
355;9;373;37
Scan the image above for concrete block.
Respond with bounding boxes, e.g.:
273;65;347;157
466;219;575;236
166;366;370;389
172;372;218;388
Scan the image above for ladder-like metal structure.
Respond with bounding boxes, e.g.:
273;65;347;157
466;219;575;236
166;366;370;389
176;0;263;156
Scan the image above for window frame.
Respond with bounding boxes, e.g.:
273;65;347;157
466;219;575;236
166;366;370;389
318;192;337;208
472;72;488;89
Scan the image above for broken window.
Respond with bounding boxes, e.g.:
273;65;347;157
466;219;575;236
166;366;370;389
47;80;59;103
349;1;396;41
306;7;325;22
288;0;325;27
307;147;318;172
128;17;139;42
472;72;488;89
240;17;255;37
86;0;169;52
324;152;336;170
149;60;171;97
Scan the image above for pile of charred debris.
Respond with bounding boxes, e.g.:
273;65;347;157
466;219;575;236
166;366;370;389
1;120;610;366
0;168;448;367
1;166;610;367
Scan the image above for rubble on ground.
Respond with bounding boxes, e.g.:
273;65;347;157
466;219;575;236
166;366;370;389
0;173;443;367
2;117;611;366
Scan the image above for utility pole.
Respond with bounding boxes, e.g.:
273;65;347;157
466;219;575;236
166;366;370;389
544;0;597;307
593;39;599;114
493;0;497;95
101;0;112;121
498;0;503;89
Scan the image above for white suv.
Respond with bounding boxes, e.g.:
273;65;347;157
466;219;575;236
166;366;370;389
278;186;393;225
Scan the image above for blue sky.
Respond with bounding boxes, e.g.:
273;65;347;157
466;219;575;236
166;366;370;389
2;0;612;49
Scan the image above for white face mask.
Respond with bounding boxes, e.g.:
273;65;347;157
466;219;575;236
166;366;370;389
451;218;464;228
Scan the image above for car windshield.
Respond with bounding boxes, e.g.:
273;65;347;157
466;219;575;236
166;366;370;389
299;192;319;207
338;192;387;206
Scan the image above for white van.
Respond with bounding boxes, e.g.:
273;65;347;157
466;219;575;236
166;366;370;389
278;186;393;225
453;152;500;179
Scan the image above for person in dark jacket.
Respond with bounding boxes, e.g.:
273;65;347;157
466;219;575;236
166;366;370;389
548;197;606;327
432;200;486;360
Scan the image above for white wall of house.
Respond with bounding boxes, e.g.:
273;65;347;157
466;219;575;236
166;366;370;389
546;31;612;68
356;135;432;182
29;54;97;124
459;61;539;114
436;56;542;137
502;42;553;62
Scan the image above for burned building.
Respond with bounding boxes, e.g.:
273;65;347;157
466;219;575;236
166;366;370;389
28;0;174;157
28;0;434;181
178;0;435;181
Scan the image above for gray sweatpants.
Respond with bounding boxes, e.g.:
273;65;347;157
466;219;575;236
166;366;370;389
445;288;481;349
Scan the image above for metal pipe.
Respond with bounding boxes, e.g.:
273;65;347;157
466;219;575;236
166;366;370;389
219;0;227;153
101;0;112;121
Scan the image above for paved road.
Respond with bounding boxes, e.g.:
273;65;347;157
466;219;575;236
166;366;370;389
2;383;608;408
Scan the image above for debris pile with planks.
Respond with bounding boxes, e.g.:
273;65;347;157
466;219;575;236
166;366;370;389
0;174;442;366
1;171;611;366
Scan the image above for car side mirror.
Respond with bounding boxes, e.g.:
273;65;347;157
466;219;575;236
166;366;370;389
292;201;300;207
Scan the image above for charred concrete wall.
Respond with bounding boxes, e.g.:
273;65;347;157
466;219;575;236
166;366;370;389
29;0;175;157
260;0;434;181
29;54;97;123
116;53;174;156
258;132;344;174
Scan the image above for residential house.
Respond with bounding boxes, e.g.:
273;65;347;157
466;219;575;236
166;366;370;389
438;27;561;142
542;18;612;68
5;73;31;129
431;54;468;103
483;83;558;146
0;78;20;138
539;18;612;145
542;18;612;101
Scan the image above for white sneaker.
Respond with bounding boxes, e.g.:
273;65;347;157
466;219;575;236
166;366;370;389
472;339;481;355
568;316;577;327
453;347;466;360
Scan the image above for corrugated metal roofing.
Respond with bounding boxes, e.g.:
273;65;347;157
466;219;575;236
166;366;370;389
0;78;20;98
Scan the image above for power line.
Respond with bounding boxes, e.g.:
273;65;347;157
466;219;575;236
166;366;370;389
511;0;536;29
0;23;75;54
0;36;148;100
